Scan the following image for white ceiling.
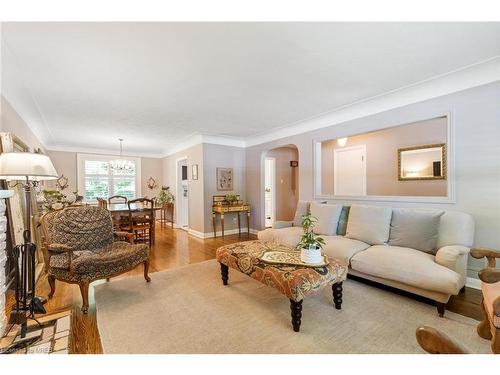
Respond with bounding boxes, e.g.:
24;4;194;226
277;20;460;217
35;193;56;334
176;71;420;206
2;22;500;156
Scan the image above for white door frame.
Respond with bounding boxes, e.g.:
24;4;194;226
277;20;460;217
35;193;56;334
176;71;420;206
264;157;276;227
333;144;367;196
175;156;188;229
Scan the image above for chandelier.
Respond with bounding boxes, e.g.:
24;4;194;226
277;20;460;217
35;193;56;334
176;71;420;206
110;138;134;172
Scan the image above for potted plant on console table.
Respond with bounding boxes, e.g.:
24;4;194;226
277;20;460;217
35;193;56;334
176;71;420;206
296;214;325;264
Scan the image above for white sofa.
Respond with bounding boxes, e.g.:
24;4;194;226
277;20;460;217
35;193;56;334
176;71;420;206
258;202;475;316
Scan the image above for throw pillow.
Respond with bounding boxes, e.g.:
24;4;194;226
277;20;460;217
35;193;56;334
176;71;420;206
310;202;342;236
292;201;310;227
345;204;392;245
336;206;350;236
388;209;444;254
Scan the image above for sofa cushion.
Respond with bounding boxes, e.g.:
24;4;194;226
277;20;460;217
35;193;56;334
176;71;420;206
322;236;370;264
336;206;350;236
310;202;342;236
350;245;462;295
292;201;310;227
257;226;303;248
388;209;444;254
345;205;392;245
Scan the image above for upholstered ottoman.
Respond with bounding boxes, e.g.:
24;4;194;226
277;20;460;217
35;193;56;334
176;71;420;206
216;240;348;332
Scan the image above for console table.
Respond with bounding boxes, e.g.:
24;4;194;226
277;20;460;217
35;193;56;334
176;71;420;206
212;195;250;239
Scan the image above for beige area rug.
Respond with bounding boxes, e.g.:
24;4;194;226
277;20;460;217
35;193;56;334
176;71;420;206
95;259;490;354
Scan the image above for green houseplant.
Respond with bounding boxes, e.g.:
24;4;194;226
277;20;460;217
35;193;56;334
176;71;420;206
296;214;325;250
224;193;238;205
157;186;174;206
297;214;325;264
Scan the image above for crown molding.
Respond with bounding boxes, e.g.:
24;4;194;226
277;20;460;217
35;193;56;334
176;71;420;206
245;56;500;147
162;134;246;157
46;145;165;159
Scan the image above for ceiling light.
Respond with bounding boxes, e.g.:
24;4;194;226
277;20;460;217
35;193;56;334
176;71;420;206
110;139;134;173
337;137;348;147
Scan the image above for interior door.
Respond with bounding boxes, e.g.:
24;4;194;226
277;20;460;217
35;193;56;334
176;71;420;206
334;145;366;196
264;158;275;227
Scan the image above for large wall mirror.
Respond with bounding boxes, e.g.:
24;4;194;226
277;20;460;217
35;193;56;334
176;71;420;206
314;115;452;202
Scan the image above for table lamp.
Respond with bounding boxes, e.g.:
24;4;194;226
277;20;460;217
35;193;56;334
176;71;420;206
0;152;58;337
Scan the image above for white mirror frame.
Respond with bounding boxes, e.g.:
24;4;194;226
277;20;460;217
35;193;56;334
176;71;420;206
313;113;455;204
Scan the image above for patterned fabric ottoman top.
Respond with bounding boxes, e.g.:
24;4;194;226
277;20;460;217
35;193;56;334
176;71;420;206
216;240;347;302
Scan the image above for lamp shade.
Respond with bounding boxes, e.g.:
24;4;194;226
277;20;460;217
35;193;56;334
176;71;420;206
0;152;58;181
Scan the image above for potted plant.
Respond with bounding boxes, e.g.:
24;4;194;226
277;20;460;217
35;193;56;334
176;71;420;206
157;186;174;206
225;193;238;205
296;214;325;263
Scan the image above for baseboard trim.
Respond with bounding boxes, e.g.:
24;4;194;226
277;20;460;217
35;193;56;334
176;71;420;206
466;277;481;290
188;228;258;239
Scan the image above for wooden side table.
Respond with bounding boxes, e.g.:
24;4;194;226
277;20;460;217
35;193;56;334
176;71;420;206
212;203;250;239
156;202;174;228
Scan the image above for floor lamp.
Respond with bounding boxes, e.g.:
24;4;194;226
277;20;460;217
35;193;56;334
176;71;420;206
0;152;58;337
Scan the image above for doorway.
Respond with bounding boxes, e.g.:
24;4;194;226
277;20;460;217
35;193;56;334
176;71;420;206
333;145;366;196
176;157;189;230
264;157;276;228
262;145;299;228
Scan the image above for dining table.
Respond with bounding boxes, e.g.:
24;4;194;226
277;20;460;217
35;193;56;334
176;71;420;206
107;202;164;214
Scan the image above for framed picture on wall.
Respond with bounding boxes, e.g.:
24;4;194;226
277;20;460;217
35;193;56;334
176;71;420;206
216;167;233;191
192;164;198;180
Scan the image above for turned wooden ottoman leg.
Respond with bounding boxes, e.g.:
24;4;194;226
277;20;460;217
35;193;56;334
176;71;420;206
332;282;343;310
436;302;446;317
290;299;303;332
220;263;229;285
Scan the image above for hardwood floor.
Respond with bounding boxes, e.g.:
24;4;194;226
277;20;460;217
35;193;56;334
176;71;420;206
5;227;482;353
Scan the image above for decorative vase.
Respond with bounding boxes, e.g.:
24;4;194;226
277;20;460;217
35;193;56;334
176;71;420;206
300;244;322;264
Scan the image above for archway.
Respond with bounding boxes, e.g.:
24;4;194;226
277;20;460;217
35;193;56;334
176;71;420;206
262;144;299;228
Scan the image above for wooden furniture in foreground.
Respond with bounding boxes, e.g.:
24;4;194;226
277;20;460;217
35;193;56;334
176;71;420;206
471;247;500;353
216;240;348;332
212;195;250;238
121;198;155;247
415;326;469;354
39;205;151;313
157;202;174;229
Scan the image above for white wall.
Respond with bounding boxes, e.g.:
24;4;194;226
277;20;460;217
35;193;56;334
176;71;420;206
245;82;500;278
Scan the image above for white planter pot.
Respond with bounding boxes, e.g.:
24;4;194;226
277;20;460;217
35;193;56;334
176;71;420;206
300;245;322;264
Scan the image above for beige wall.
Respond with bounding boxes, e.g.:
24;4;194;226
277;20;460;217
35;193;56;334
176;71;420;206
161;143;247;235
46;150;77;191
162;144;205;233
203;143;246;234
141;157;163;199
1;96;45;152
266;146;299;221
321;117;447;196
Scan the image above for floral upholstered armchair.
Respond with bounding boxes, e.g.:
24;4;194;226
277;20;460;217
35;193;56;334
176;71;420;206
40;205;151;313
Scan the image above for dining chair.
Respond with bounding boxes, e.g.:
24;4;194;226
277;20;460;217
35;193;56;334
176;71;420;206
97;197;108;209
122;198;155;247
108;195;128;204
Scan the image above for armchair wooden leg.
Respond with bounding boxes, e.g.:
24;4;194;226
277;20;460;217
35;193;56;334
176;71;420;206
144;260;151;282
492;328;500;354
79;281;90;314
477;301;493;340
436;302;446;317
48;275;56;299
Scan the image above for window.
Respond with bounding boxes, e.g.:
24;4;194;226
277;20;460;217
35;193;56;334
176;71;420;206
77;154;141;202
